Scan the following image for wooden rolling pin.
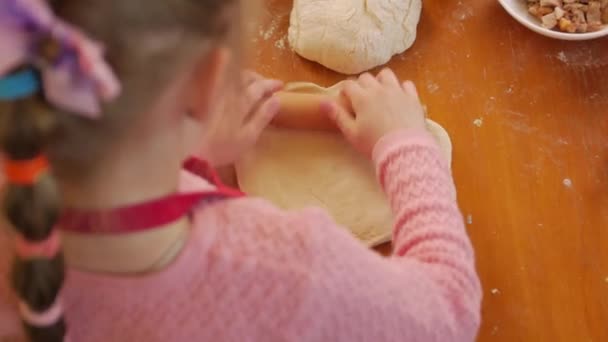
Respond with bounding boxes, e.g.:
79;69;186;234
269;82;453;166
272;82;350;132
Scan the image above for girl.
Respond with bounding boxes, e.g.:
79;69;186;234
0;0;481;341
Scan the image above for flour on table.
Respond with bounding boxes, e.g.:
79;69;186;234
259;16;280;41
288;0;422;74
274;35;287;50
427;82;440;93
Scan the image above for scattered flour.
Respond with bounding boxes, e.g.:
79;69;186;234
466;214;473;225
259;17;280;41
563;178;573;188
473;118;483;127
452;1;474;21
427;82;440;93
491;288;501;295
553;46;608;67
274;35;287;50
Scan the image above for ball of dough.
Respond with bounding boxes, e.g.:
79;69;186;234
288;0;422;75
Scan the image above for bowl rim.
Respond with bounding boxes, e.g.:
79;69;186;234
497;0;608;41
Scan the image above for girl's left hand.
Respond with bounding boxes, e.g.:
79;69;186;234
200;71;283;167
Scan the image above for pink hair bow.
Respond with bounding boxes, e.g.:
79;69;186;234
0;0;121;118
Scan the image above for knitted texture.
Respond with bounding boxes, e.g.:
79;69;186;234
0;129;481;342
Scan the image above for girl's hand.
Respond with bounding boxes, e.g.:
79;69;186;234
322;69;426;157
201;71;283;167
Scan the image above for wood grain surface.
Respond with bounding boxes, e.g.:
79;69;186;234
250;1;608;341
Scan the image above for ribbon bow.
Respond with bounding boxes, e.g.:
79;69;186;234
0;0;121;118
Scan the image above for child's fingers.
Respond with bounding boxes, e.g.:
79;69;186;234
242;70;263;86
342;80;366;100
321;101;356;140
358;73;378;88
402;81;419;99
246;95;281;135
244;79;283;115
342;80;367;110
249;79;283;98
377;68;400;87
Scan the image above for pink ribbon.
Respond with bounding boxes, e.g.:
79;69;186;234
0;0;121;117
14;229;61;259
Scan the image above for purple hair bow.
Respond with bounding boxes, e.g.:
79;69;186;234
0;0;121;118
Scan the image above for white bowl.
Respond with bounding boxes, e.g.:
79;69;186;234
498;0;608;41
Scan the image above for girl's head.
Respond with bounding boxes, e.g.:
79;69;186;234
0;0;242;340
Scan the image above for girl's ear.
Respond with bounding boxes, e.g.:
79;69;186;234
185;46;232;122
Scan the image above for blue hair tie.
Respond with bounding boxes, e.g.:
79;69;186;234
0;69;41;101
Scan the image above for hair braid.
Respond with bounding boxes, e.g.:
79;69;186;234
1;1;242;340
0;95;66;341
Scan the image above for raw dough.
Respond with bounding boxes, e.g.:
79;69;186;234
236;82;452;247
273;82;453;165
236;123;451;247
236;128;394;246
288;0;423;74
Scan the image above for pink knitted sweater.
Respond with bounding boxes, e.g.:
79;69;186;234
0;130;481;342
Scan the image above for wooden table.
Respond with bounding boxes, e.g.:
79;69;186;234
251;0;608;340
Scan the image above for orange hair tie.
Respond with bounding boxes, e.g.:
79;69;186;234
4;155;49;185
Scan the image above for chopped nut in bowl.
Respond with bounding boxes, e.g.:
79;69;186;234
499;0;608;40
528;0;607;33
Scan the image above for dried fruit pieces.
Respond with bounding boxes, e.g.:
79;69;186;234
525;0;608;33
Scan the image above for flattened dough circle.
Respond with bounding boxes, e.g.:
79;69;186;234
236;82;453;246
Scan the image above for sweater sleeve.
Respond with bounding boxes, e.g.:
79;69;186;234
378;129;481;337
281;129;481;342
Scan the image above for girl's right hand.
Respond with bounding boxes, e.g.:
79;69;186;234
322;69;426;157
200;70;283;167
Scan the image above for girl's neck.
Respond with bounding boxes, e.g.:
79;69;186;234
62;218;190;274
58;117;192;274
